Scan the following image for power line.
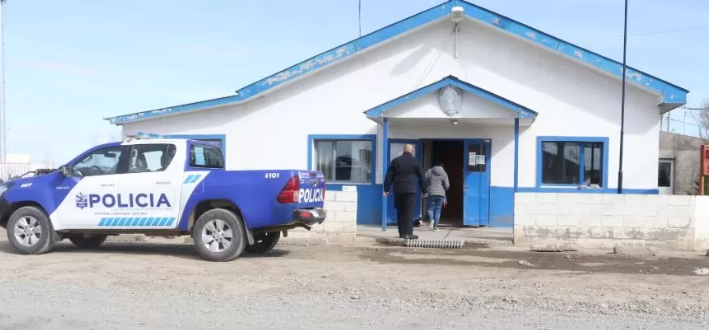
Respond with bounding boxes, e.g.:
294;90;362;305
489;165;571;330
680;105;709;111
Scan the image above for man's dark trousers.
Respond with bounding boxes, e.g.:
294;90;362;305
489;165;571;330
395;193;416;237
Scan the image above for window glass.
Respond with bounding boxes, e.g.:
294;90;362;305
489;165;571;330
584;143;603;185
315;141;334;181
190;144;224;168
542;142;580;185
129;144;177;173
541;140;605;187
314;140;372;183
658;161;672;188
73;146;123;177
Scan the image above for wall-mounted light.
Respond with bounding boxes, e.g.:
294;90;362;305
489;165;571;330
451;6;465;22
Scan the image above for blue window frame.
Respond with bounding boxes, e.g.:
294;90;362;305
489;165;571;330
536;136;609;189
308;135;376;185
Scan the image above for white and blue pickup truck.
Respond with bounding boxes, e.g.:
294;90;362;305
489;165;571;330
0;138;327;262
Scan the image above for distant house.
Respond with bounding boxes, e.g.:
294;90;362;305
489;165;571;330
659;132;706;195
105;1;689;228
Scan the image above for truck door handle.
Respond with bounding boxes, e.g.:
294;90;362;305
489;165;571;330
155;181;171;185
101;184;115;187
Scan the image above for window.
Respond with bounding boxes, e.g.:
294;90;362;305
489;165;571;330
314;140;372;183
190;143;224;168
73;146;123;177
128;144;177;173
541;140;604;187
658;160;672;188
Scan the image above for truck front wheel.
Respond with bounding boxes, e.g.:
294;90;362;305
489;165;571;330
193;209;246;262
245;232;280;254
6;206;55;255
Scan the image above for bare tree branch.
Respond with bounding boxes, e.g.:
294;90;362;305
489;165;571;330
690;99;709;140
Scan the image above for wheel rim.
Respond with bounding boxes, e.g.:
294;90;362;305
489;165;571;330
14;216;42;247
201;219;233;253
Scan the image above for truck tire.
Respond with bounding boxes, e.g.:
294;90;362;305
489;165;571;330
192;208;246;262
245;232;280;254
6;206;55;255
69;234;108;249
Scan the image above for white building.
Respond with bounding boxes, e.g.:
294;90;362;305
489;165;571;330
106;1;688;229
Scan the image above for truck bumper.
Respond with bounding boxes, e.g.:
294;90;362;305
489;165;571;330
292;208;326;226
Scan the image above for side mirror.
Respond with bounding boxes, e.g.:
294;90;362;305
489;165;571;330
59;165;72;177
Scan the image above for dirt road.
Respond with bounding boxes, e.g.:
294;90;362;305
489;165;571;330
1;231;708;329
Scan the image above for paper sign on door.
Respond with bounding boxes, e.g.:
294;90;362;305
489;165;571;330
475;155;485;165
468;152;476;165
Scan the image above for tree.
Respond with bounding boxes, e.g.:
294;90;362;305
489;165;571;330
691;99;709;140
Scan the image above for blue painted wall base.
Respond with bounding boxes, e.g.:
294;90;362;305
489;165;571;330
335;184;659;226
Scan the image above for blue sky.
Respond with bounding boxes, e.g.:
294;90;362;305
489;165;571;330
6;0;708;165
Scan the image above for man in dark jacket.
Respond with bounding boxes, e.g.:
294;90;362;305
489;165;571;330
383;144;427;239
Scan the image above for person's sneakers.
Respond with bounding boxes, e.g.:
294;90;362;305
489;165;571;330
434;227;440;232
404;235;419;240
429;221;434;230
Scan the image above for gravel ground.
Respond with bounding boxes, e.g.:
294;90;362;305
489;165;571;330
1;231;708;329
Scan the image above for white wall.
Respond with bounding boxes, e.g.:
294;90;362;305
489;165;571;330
515;193;709;251
284;190;357;241
386;92;516;119
122;17;663;190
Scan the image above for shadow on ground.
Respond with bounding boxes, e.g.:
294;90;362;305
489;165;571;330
0;241;291;261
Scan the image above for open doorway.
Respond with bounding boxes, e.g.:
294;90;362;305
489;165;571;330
422;139;464;226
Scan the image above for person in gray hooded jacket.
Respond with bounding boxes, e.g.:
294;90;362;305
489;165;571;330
425;163;450;231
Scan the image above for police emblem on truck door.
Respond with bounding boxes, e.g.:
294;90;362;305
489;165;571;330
76;193;88;210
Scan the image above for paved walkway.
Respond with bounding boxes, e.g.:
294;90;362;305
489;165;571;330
357;224;513;243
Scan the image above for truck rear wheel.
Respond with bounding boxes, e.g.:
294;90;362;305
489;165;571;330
193;209;246;262
6;206;55;255
69;234;108;249
245;232;280;254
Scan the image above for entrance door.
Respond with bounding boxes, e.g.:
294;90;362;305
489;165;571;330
386;139;422;225
463;139;491;226
658;159;674;195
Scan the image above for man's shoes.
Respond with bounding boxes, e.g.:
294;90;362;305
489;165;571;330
404;235;419;240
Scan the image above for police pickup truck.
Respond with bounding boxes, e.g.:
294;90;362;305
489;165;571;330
0;138;326;262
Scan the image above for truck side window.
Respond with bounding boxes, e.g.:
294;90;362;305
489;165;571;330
128;144;177;173
190;144;224;168
73;146;123;177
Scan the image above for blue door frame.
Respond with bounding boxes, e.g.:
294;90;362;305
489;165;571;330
385;139;423;225
463;139;491;226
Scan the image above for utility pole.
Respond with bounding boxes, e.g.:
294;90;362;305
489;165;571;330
358;0;362;37
0;0;6;163
617;0;628;194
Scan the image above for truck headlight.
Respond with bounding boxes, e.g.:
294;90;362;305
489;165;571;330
0;184;10;196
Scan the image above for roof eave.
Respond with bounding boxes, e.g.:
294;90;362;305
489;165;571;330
107;0;689;125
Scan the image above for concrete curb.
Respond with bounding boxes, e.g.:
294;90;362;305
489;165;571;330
104;234;511;249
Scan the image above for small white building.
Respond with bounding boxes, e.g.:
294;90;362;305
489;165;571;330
106;1;688;229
